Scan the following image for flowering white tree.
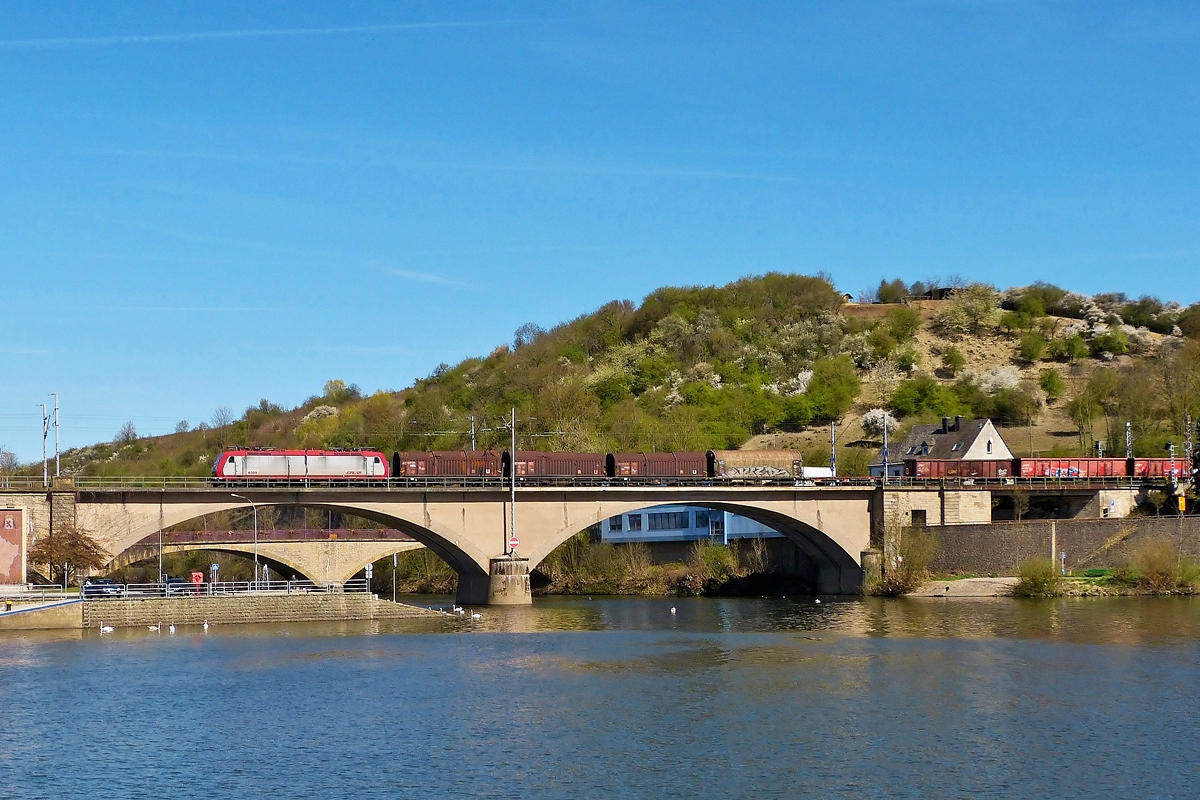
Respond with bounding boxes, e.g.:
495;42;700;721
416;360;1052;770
861;408;899;438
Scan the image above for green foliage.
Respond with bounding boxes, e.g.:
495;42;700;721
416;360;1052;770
989;388;1039;426
1014;559;1062;597
1091;329;1129;357
1179;304;1200;339
1000;311;1032;333
934;283;1000;334
805;357;860;420
1048;334;1089;362
1018;332;1047;362
890;377;963;418
1120;296;1178;333
1114;539;1200;593
940;347;965;376
876;278;908;304
868;527;937;596
1039;368;1066;402
884;305;922;341
893;346;920;374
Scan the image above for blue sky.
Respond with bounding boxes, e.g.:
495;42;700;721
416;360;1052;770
2;1;1198;460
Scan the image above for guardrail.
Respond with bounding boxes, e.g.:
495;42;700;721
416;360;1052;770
4;474;1183;492
81;578;369;600
0;586;81;603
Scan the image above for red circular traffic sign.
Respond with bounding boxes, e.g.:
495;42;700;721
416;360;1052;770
509;535;520;550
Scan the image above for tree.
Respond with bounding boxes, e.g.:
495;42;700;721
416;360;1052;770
211;407;234;429
884;306;922;341
115;421;138;445
1039;369;1066;403
860;408;899;439
0;446;17;474
1011;488;1030;522
514;322;546;348
1018;332;1047;362
174;420;190;434
934;283;1000;334
876;278;908;304
940;347;965;376
29;519;106;586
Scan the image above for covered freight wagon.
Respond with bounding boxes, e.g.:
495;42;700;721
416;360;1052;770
392;451;502;477
607;452;707;478
905;459;1012;478
502;451;607;478
1015;457;1126;478
706;450;803;479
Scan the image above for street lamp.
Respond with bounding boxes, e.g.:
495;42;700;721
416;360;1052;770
230;493;259;589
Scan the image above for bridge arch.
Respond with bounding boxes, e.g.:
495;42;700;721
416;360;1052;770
523;499;865;594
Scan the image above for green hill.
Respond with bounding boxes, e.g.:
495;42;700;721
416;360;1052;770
22;273;1200;479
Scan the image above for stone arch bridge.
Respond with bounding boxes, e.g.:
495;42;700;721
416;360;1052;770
63;485;878;604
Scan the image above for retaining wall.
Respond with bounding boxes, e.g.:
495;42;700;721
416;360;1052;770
81;593;440;629
0;599;83;630
929;516;1200;576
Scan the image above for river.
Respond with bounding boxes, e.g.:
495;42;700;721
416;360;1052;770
2;596;1199;798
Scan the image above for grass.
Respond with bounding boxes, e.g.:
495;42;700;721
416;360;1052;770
1112;539;1200;594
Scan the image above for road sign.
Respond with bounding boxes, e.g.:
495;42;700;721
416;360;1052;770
365;563;374;578
211;564;219;571
509;535;519;550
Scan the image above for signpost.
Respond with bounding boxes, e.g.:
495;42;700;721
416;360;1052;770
508;535;519;552
365;561;374;593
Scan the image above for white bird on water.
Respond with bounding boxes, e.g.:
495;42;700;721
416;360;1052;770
202;620;209;632
99;622;114;634
815;598;822;604
147;623;160;631
471;612;482;619
670;607;676;615
168;623;176;634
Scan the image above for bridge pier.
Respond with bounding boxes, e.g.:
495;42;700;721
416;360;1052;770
487;557;532;605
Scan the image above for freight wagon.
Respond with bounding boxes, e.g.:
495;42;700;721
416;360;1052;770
1015;457;1127;479
392;451;502;478
608;452;708;479
503;451;607;478
905;459;1012;478
707;449;803;479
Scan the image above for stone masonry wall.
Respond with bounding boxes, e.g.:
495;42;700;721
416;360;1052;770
82;593;441;629
929;516;1200;576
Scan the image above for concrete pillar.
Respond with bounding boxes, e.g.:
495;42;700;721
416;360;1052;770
860;549;882;594
487;557;531;605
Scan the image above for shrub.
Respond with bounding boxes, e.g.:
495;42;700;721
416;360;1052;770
861;408;899;438
890;377;962;418
1116;539;1200;593
1039;368;1066;402
691;540;739;582
1091;329;1129;357
1014;559;1062;597
805;356;860;420
1018;332;1047;362
933;283;1000;334
1049;334;1088;362
885;306;922;341
869;527;937;596
876;278;908;304
940;347;965;375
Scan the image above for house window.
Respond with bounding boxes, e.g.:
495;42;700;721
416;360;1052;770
694;511;709;529
987;439;993;454
627;515;642;532
608;516;622;532
911;509;927;527
951;442;962;451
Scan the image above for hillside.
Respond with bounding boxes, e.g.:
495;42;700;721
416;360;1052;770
20;274;1200;479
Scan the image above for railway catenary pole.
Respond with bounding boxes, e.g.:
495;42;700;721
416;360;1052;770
829;421;836;477
509;407;516;556
40;403;49;488
51;393;60;478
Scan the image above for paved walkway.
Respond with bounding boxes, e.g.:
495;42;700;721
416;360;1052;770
908;577;1019;597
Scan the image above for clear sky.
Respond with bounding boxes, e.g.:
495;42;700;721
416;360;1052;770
2;1;1198;460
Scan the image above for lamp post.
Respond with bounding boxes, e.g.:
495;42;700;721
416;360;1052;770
230;494;259;589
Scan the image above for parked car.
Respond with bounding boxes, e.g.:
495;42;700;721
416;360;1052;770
164;577;191;596
82;578;122;598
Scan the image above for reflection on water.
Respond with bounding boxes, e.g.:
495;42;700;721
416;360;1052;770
2;596;1199;798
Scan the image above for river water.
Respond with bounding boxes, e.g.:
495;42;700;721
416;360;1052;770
3;596;1200;798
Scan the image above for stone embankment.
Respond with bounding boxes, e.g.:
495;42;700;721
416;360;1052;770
908;577;1018;598
81;593;442;629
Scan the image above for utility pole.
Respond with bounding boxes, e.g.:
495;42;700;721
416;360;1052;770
829;421;837;477
51;393;60;478
1125;421;1133;459
470;415;476;451
40;403;49;488
882;418;889;486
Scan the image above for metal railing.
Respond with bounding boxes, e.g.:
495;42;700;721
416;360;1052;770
0;586;81;603
4;473;1183;492
81;578;369;600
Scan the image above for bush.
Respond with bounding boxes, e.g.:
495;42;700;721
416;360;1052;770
876;278;908;304
691;540;739;582
1049;334;1089;362
885;306;922;341
869;527;937;596
890;377;962;418
1039;368;1066;402
1018;332;1047;362
1091;329;1129;357
1116;539;1200;593
1014;559;1062;597
940;347;965;376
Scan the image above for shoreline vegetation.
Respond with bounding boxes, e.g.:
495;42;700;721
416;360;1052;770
1011;539;1200;597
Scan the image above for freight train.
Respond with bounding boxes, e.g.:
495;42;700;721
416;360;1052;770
210;448;1195;483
